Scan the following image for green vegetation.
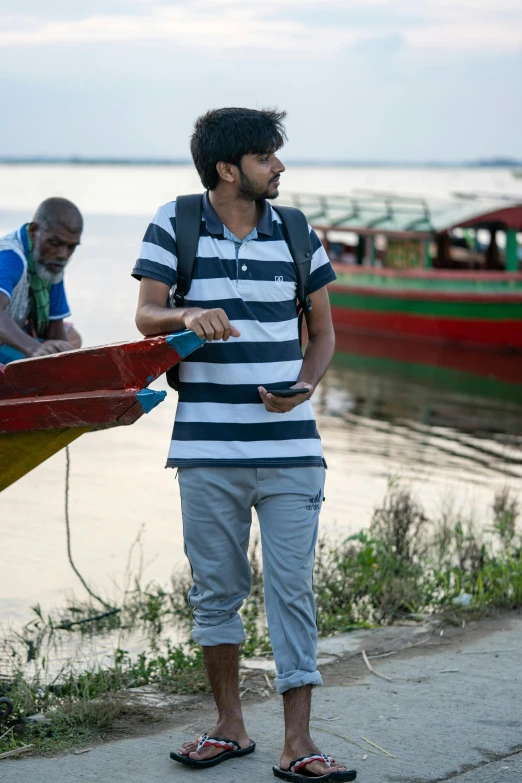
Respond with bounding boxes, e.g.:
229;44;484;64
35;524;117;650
0;697;131;756
0;643;209;755
1;484;520;755
314;484;521;633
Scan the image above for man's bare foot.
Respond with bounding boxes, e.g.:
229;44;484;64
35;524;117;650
179;719;251;762
280;738;349;776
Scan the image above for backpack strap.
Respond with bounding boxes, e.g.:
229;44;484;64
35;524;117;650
272;205;313;313
173;194;203;307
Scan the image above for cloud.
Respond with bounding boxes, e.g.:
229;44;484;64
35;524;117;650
406;23;522;51
0;5;358;55
0;0;520;55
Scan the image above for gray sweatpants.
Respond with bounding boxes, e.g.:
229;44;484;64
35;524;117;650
178;465;326;695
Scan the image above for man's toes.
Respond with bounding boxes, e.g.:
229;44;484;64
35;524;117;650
308;761;347;775
188;747;220;762
179;741;197;755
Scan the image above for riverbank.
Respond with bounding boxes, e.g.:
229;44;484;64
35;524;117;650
2;611;521;781
1;483;520;758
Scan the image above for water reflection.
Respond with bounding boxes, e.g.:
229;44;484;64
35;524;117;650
317;333;522;491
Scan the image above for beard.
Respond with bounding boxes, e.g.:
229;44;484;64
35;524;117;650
32;242;67;285
238;170;279;201
34;260;65;285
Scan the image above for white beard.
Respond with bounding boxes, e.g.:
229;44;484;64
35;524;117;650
32;234;68;285
33;258;66;285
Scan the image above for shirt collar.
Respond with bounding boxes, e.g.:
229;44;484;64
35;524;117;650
19;224;30;257
257;200;273;236
201;192;223;234
201;192;273;237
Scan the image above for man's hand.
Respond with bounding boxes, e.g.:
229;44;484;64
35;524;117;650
258;382;313;413
184;308;241;342
258;286;335;414
135;279;241;341
31;339;73;357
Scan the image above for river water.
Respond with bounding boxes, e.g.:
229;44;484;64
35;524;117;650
1;164;522;628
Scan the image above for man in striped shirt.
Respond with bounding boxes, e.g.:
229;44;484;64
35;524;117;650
134;109;353;780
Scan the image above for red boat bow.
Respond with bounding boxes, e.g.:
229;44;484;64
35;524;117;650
0;331;203;491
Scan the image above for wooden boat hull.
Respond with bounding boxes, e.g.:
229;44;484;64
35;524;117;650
0;331;203;492
0;427;90;492
329;267;522;351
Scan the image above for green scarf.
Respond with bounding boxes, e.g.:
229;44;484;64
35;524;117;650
26;226;51;338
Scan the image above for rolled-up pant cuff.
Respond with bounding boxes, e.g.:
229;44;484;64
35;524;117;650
192;615;246;647
275;668;323;695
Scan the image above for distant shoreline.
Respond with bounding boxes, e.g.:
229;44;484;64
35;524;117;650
0;157;521;168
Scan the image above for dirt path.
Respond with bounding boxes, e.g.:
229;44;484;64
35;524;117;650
3;611;521;782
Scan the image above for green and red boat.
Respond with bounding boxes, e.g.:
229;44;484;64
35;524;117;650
286;192;522;351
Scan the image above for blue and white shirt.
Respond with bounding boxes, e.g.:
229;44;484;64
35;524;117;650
0;225;71;330
132;194;336;468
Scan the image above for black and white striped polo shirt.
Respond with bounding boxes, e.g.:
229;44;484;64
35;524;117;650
132;192;336;468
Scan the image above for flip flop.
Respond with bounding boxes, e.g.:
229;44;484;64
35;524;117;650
170;733;256;769
273;753;357;781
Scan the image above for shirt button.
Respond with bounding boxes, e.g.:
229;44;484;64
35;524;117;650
242;265;247;271
241;244;246;250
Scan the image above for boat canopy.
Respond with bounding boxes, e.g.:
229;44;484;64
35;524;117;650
281;192;522;238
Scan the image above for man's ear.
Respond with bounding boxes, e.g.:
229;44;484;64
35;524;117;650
27;222;39;241
216;161;239;184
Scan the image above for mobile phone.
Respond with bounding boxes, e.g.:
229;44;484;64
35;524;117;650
264;387;310;397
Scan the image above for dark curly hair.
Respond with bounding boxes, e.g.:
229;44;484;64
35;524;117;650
190;107;287;190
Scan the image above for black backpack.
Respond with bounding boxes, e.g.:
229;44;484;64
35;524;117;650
166;194;313;391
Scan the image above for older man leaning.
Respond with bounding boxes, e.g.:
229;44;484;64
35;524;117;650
0;197;83;365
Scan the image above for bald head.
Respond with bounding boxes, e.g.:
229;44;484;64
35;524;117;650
29;198;83;283
33;197;83;234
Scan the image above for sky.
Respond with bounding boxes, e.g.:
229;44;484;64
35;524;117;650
0;0;521;161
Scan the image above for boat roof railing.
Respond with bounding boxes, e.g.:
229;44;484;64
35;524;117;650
280;191;522;237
